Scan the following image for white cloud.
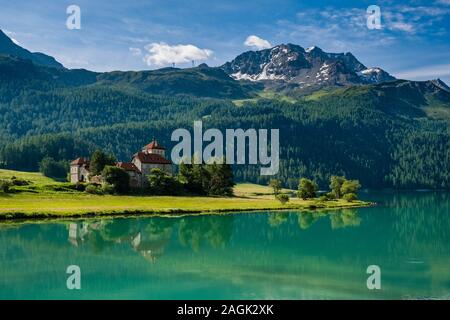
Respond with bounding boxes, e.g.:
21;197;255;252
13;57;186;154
129;47;142;56
244;35;272;50
143;42;213;66
395;63;450;80
389;22;415;33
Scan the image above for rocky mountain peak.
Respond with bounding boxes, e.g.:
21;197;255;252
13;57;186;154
221;43;395;91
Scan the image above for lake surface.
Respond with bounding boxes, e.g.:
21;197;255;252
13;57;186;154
0;191;449;300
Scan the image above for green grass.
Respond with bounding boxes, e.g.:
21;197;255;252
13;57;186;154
234;183;294;196
424;106;450;122
302;88;338;101
0;171;371;220
0;192;369;220
0;169;57;184
232;90;297;106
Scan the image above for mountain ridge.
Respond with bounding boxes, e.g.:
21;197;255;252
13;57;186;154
0;30;63;69
220;43;396;92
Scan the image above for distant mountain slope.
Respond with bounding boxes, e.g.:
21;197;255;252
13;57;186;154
0;54;98;96
221;43;395;92
96;64;257;99
314;79;450;110
0;30;63;68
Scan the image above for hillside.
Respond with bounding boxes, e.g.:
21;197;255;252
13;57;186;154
0;30;63;68
96;64;257;99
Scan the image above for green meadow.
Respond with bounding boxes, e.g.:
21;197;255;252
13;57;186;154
0;169;370;220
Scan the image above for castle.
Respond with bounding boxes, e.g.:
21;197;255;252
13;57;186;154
70;139;172;188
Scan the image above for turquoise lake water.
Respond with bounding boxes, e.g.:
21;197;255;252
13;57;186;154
0;191;449;300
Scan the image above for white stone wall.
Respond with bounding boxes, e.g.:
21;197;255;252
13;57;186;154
70;165;90;183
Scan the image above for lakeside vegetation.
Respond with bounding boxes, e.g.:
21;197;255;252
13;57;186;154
0;169;370;220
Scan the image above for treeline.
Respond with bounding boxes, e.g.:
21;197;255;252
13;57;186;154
0;133;92;171
269;175;361;204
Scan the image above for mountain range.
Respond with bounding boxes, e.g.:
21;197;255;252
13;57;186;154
0;29;449;189
221;43;396;92
0;29;447;98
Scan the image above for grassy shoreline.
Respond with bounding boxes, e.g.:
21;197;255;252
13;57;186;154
0;193;372;221
0;169;373;221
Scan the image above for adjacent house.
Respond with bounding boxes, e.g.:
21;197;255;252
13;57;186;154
70;139;172;187
115;162;141;188
132;140;172;176
70;157;90;183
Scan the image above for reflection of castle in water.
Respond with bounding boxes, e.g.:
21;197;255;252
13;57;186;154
68;221;107;246
67;219;173;263
66;215;235;262
68;223;89;246
131;229;171;263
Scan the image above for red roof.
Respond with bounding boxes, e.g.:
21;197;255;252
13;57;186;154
134;152;172;164
71;157;89;166
116;162;140;172
144;140;166;150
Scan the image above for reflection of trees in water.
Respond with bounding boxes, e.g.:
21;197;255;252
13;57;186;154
386;192;450;257
330;209;361;229
297;212;321;230
67;218;176;260
67;215;235;257
268;213;288;228
178;216;234;252
293;210;361;230
100;219;136;242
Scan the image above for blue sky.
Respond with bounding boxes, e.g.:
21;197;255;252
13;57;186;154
1;0;450;83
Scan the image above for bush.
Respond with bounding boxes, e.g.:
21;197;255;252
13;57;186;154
101;166;130;193
325;191;336;200
101;183;115;195
0;179;12;193
269;179;282;195
74;182;86;191
297;178;318;199
318;195;328;202
39;157;68;179
276;194;289;205
343;193;358;202
148;168;182;195
85;184;103;195
31;183;86;192
10;177;29;186
341;180;361;196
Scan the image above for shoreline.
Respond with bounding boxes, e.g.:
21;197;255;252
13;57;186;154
0;199;373;222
